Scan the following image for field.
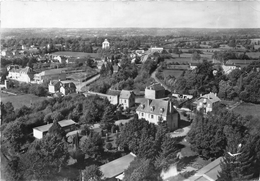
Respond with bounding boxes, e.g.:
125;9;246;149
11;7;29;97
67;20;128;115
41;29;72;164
233;102;260;118
0;92;46;110
163;70;184;79
246;52;260;59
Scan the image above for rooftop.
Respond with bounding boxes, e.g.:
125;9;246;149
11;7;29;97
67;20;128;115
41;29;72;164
120;90;134;99
106;89;121;96
33;119;76;132
199;92;221;103
146;83;165;91
100;153;136;179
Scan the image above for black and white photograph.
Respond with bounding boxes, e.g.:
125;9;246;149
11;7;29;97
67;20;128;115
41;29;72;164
1;1;260;181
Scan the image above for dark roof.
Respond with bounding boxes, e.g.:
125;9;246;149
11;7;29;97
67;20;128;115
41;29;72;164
136;99;177;117
9;66;33;74
166;64;190;70
100;153;136;179
106;89;121;96
33;119;76;132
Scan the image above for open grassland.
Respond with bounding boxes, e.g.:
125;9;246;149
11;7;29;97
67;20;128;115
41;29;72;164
1;92;46;110
233;102;260;118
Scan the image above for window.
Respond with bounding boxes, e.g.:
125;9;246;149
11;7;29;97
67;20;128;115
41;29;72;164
141;113;144;117
151;115;154;119
124;100;126;103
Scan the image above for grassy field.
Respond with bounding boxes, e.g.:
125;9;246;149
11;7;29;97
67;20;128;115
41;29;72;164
233;102;260;118
1;92;46;110
247;52;260;59
163;70;184;79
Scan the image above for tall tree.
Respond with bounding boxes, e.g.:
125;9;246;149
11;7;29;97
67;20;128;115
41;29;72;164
82;165;103;181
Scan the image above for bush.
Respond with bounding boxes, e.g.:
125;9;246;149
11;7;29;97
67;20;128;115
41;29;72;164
106;142;113;150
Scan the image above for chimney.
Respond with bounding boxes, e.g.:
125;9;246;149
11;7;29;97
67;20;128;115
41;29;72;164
169;100;172;113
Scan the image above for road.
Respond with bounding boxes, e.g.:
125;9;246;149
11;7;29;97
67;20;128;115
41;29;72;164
75;74;100;92
151;69;172;92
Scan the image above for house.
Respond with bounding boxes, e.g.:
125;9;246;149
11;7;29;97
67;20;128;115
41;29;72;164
48;80;62;94
148;47;163;54
119;90;135;109
60;81;76;95
136;99;179;131
172;93;193;100
221;64;240;74
145;83;165;99
7;66;34;83
98;153;136;181
194;92;221;113
113;65;119;73
102;39;110;49
186;157;222;181
33;119;76;139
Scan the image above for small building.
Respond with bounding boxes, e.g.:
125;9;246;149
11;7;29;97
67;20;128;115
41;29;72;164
33;68;67;84
194;92;221;113
60;81;76;95
102;39;110;49
222;64;240;74
48;80;62;94
33;119;76;139
136;99;179;131
172;93;193;100
149;47;164;54
7;66;34;83
145;83;165;99
119;90;135;109
84;89;120;105
99;153;136;181
187;157;223;181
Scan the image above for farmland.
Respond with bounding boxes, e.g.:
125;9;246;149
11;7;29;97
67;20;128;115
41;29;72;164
233;102;260;119
163;69;184;79
0;92;47;110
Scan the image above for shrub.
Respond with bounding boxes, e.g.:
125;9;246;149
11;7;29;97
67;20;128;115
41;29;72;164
106;142;113;150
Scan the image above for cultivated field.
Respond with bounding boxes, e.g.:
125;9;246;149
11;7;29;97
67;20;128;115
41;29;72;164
233;102;260;118
0;93;46;110
163;70;184;79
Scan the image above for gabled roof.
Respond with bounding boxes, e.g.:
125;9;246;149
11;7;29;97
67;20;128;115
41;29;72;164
146;83;165;91
100;153;136;179
9;66;33;74
120;90;134;99
136;99;177;117
198;92;221;103
106;89;121;96
187;157;222;181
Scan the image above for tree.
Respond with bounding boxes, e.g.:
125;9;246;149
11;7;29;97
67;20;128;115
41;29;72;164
51;111;64;122
82;165;103;181
192;51;201;61
106;142;113;150
100;104;116;130
48;120;65;138
20;134;69;180
124;158;162;181
80;132;104;158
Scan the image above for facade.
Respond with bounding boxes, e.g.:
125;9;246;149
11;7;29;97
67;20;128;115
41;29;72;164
84;89;120;105
149;47;163;53
33;119;76;139
145;83;165;99
119;90;135;109
48;80;61;94
222;64;240;74
7;66;34;83
195;92;221;113
102;39;110;49
136;99;179;131
60;81;76;95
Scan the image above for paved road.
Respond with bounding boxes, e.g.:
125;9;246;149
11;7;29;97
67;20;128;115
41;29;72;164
170;126;191;138
76;74;100;92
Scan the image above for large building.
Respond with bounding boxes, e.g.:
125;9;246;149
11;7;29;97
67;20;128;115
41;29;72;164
7;66;34;83
34;68;67;84
136;99;179;131
145;83;166;99
194;92;221;113
102;39;110;49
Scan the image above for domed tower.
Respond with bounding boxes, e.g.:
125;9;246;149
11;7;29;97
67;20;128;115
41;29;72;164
102;39;110;49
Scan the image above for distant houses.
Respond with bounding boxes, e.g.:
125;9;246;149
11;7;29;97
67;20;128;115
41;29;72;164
33;119;76;139
34;68;67;84
48;80;76;96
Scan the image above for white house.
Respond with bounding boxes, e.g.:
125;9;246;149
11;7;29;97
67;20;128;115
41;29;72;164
194;92;221;113
119;90;135;109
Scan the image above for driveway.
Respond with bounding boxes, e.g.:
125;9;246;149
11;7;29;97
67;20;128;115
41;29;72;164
170;126;191;138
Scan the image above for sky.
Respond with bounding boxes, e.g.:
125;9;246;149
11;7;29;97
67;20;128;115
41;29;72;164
1;1;260;29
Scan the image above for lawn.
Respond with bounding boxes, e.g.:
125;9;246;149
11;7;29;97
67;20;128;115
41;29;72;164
233;102;260;118
163;69;184;79
0;92;46;110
